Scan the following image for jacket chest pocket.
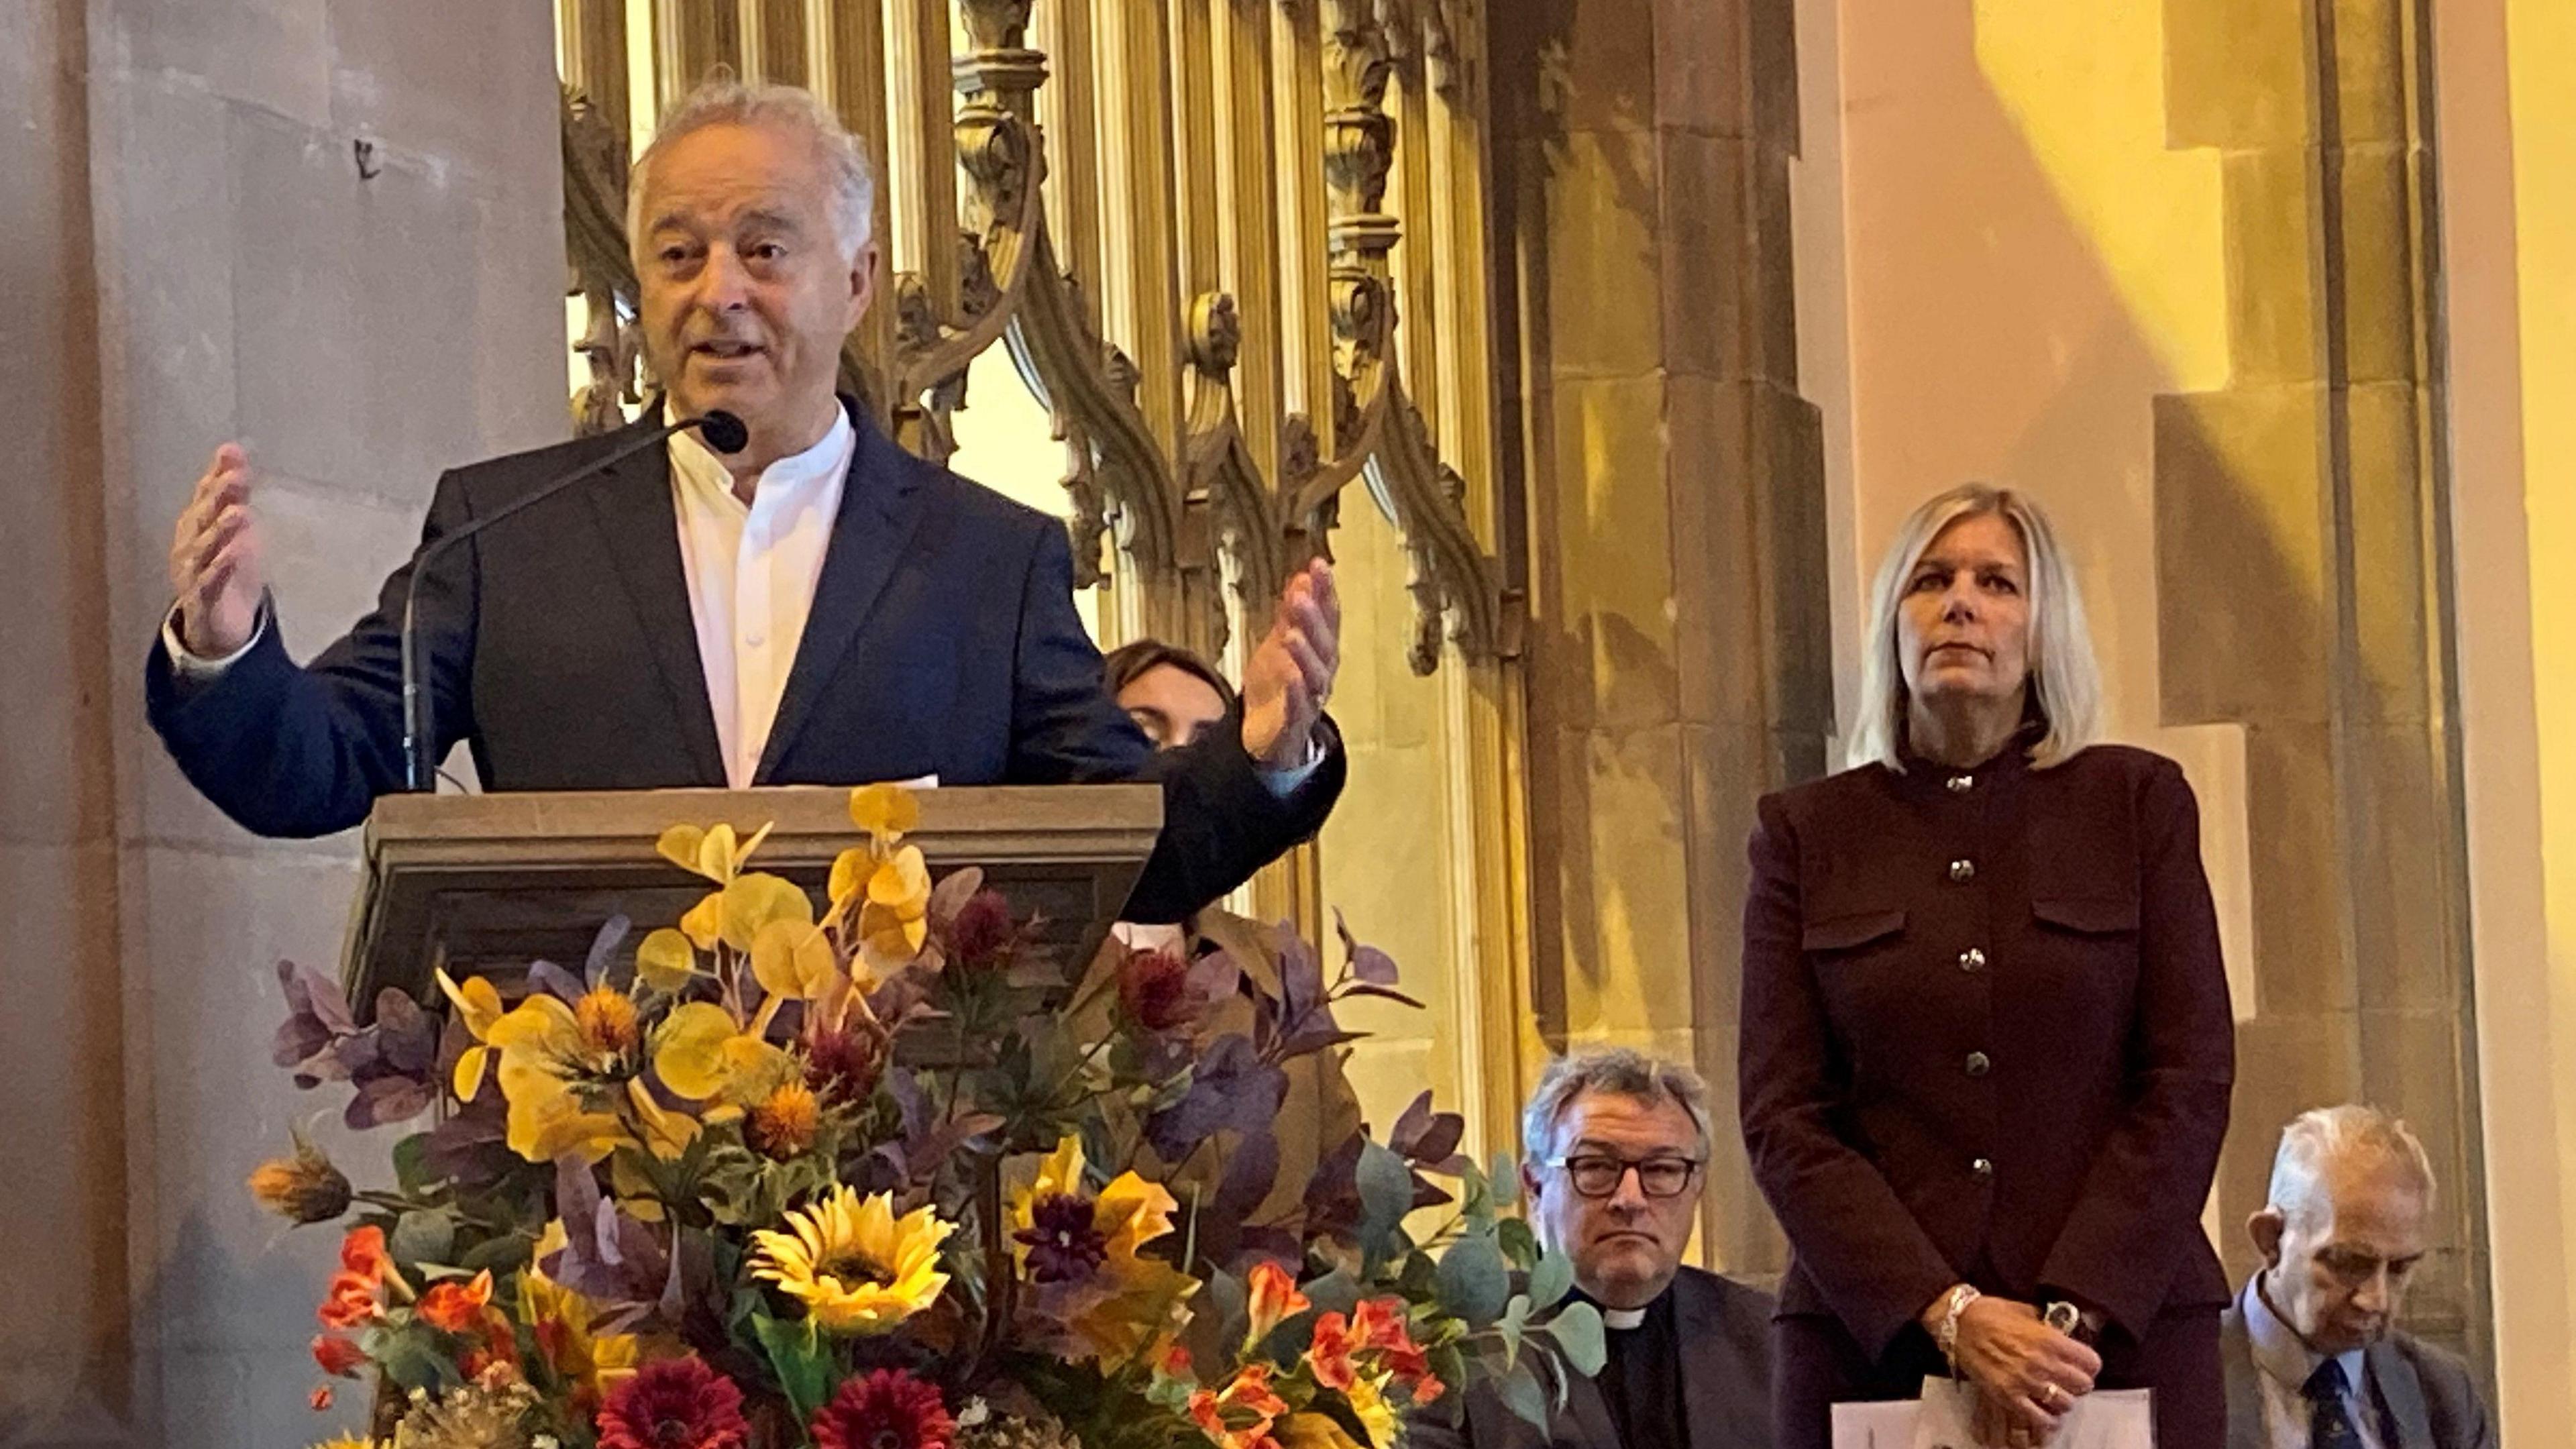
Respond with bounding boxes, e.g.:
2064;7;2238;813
1799;906;1915;1043
2026;892;2142;1011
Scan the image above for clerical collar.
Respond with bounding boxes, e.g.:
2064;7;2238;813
1602;1305;1648;1330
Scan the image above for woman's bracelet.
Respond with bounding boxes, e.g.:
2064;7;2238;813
1936;1283;1984;1370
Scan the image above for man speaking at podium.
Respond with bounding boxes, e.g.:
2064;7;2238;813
144;78;1343;924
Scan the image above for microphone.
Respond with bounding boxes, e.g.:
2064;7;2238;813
399;409;747;791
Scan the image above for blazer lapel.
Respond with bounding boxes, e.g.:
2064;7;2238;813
2368;1341;2436;1449
755;413;932;782
584;419;727;785
1670;1277;1752;1449
1560;1369;1621;1449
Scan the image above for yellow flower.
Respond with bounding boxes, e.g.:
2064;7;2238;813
748;1081;822;1159
520;1230;643;1413
1346;1377;1401;1448
310;1437;382;1449
435;969;505;1102
1008;1136;1200;1365
484;992;629;1163
655;821;774;883
749;1186;954;1334
1278;1413;1368;1449
653;1002;794;1104
625;1077;702;1160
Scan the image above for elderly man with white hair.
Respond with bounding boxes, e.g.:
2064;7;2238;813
145;76;1346;924
2224;1105;2493;1449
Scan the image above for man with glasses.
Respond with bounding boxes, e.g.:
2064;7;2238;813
1419;1048;1773;1449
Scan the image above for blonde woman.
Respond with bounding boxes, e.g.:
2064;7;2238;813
1737;485;2235;1448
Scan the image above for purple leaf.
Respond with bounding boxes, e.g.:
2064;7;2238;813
346;1075;437;1130
421;1099;511;1185
274;1013;335;1071
586;916;631;987
1343;983;1426;1010
1391;1092;1436;1155
1148;1036;1287;1159
1350;945;1400;987
282;960;359;1038
373;991;440;1075
1276;1028;1368;1058
529;960;586;1005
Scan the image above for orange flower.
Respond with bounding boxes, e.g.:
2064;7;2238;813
1352;1297;1429;1381
312;1333;368;1378
458;1311;521;1381
318;1271;380;1330
1244;1260;1311;1345
417;1270;495;1332
1410;1375;1446;1407
309;1385;335;1412
340;1225;392;1283
1305;1311;1360;1391
1160;1344;1195;1379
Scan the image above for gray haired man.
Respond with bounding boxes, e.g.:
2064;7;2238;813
2224;1106;2494;1449
1420;1048;1773;1449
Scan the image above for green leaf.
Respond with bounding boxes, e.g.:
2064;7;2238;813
361;1322;459;1395
1497;1216;1541;1269
1526;1248;1574;1309
1546;1299;1607;1376
1357;1140;1415;1240
391;1133;436;1195
459;1234;534;1277
1496;1361;1550;1430
751;1310;833;1424
388;1208;455;1270
1434;1232;1511;1328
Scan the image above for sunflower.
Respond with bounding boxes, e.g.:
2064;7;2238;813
1006;1137;1200;1364
749;1187;954;1334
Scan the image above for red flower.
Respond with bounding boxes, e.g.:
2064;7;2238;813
317;1271;380;1329
417;1269;494;1332
1117;949;1203;1034
596;1356;751;1449
459;1312;521;1381
810;1368;955;1449
340;1224;392;1283
1410;1375;1447;1407
1352;1297;1430;1381
309;1385;335;1412
1305;1311;1360;1391
1160;1344;1195;1379
312;1333;368;1378
945;890;1015;967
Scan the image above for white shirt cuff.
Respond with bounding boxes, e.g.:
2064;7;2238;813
161;603;265;680
1256;731;1327;796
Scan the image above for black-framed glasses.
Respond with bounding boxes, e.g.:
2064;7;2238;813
1546;1154;1704;1199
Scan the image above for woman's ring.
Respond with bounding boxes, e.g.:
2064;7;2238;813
2042;1383;2068;1408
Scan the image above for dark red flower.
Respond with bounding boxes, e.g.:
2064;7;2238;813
595;1356;751;1449
1014;1192;1108;1282
1118;948;1199;1033
945;890;1014;968
810;1368;955;1449
806;1027;887;1104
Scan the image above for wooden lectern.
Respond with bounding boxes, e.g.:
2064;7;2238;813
341;784;1164;1012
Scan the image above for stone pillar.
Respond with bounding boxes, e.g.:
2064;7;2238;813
3;1;564;1442
2158;0;2490;1375
1491;0;1828;1275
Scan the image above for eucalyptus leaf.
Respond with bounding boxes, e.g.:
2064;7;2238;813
1546;1299;1608;1376
1497;1361;1550;1431
1356;1140;1415;1242
1434;1232;1511;1328
1526;1248;1574;1309
1497;1216;1541;1269
391;1133;435;1195
388;1208;456;1271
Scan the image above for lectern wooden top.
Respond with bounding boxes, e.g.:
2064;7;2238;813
344;784;1163;1012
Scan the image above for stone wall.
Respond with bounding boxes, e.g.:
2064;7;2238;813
3;1;562;1442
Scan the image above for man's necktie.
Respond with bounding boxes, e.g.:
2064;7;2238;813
2304;1358;2364;1449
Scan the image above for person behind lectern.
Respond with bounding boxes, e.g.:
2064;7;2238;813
1737;484;2236;1448
146;77;1343;924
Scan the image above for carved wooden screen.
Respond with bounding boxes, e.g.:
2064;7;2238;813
557;0;1534;1148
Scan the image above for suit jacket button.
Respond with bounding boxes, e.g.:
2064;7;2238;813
1948;858;1976;883
1966;1051;1991;1078
1947;773;1974;793
1971;1157;1994;1181
1958;947;1986;972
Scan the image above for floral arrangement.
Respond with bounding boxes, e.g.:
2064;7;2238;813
255;785;1603;1449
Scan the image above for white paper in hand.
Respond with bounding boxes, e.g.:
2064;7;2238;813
1825;1380;2153;1449
1910;1379;2152;1449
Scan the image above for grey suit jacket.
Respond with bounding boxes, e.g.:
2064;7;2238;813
1413;1267;1774;1449
2219;1299;2495;1449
